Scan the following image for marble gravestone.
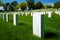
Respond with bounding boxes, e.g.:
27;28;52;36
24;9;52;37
33;12;44;38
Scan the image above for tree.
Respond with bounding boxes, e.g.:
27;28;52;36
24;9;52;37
35;1;43;9
4;1;18;11
4;2;10;11
44;5;53;8
26;0;35;10
54;2;60;8
19;2;27;11
10;1;18;11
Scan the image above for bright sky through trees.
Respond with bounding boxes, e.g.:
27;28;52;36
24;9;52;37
1;0;60;4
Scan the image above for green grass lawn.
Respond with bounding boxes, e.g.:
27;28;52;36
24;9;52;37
0;12;60;40
44;13;60;40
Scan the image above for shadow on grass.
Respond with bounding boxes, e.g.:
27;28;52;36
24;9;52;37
44;31;57;38
19;22;27;25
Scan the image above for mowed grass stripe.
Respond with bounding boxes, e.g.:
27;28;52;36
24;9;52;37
0;13;60;40
0;14;40;40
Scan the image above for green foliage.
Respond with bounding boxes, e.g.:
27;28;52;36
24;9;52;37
10;1;18;11
44;13;60;40
19;2;27;11
4;1;18;11
4;2;10;11
44;5;53;8
35;1;43;9
26;0;35;10
54;2;60;8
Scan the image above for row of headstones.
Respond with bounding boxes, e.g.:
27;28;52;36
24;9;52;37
0;11;60;38
0;11;60;19
55;11;60;15
0;11;52;25
33;9;60;12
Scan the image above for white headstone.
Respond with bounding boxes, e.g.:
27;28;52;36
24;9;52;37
33;12;44;38
42;12;46;15
58;11;60;15
6;14;9;22
25;12;28;16
13;13;17;25
55;11;59;14
3;14;4;20
17;12;20;15
31;12;34;16
45;11;49;14
48;12;52;18
20;12;24;16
